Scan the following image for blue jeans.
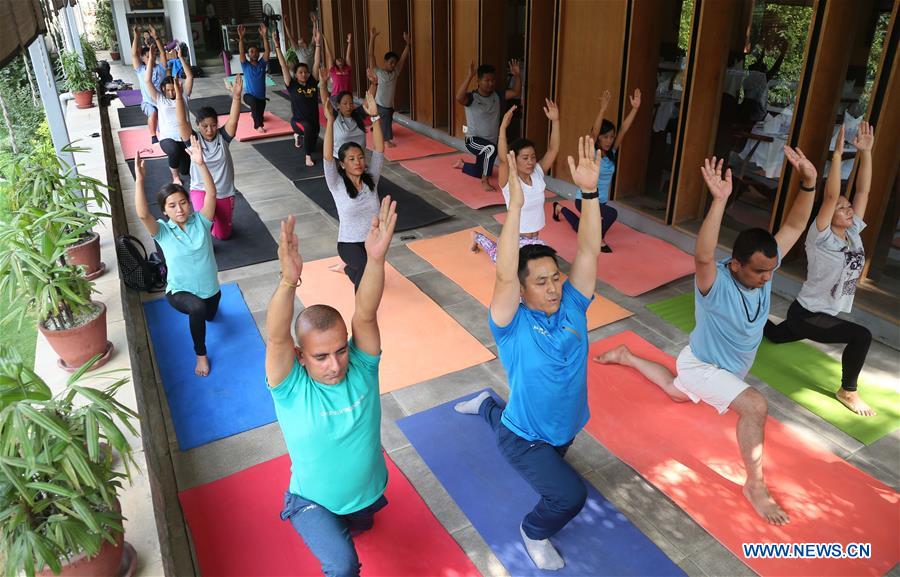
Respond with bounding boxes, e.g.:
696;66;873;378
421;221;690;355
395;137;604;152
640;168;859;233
280;492;388;577
478;396;587;540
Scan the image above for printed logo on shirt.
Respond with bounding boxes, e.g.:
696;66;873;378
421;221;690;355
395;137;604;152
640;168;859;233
831;248;864;298
532;324;549;338
319;392;366;417
296;86;316;97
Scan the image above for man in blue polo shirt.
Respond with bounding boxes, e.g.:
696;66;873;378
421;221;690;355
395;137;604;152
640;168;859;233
594;149;818;527
265;196;398;577
455;139;603;571
238;23;271;133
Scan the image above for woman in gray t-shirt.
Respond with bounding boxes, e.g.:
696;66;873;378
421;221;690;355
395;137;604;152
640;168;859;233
764;123;876;417
321;69;385;291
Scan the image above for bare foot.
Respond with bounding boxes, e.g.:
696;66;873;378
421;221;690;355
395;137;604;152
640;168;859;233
172;174;182;186
552;201;561;221
257;126;267;134
386;140;398;148
305;155;315;167
836;389;877;416
195;355;210;377
593;344;630;365
451;159;464;170
328;262;345;273
294;134;302;148
470;230;480;253
481;179;496;192
743;481;789;525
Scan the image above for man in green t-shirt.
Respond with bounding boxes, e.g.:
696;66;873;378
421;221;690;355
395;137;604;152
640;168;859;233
265;196;398;577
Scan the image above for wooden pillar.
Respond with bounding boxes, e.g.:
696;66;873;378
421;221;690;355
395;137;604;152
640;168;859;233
411;0;449;128
552;0;627;182
523;0;557;163
366;0;411;113
449;0;479;138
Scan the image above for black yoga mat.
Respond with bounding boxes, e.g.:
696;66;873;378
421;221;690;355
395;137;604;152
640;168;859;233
188;96;249;117
293;177;451;233
118;106;149;128
125;158;278;271
251;137;324;182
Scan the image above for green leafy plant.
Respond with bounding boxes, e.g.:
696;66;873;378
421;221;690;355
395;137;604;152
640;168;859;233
94;0;115;50
80;35;99;73
0;348;138;577
57;51;94;94
0;147;110;331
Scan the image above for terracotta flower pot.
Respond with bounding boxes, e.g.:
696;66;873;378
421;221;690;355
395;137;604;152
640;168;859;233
110;51;121;61
66;232;106;280
38;301;114;372
37;533;136;577
74;90;94;109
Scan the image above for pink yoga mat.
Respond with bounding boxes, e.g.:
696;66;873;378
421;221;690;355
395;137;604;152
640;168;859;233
117;128;164;160
496;201;694;296
400;153;504;209
179;453;482;577
585;331;900;577
231;112;295;141
366;123;456;161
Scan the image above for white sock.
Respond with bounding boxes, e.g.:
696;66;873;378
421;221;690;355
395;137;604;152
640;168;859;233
453;391;490;415
520;524;565;571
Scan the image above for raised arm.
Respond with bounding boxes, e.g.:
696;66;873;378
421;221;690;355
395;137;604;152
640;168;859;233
149;24;167;67
344;33;352;67
614;89;641;149
776;146;818;255
351;196;398;356
497;105;517;188
223;74;243;138
133;151;159;237
174;75;192;141
816;125;844;232
696;157;732;295
284;22;299;51
274;27;291;86
321;67;335;161
539;99;560;173
311;27;322;80
456;61;475;106
178;45;194;96
851;121;873;219
567;135;603;299
490;152;527;327
186;135;217;221
504;59;521;101
260;24;271;60
266;215;304;386
323;33;334;71
589;90;611;142
238;24;247;63
367;28;378;72
363;76;384;153
144;46;160;102
396;33;412;76
130;25;141;69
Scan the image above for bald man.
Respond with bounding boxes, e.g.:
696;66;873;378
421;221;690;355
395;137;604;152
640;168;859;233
265;196;397;577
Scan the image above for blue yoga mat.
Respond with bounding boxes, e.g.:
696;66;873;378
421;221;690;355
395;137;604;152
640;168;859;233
397;390;685;577
144;283;275;450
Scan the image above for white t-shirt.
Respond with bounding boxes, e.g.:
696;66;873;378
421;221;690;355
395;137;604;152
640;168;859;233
797;216;866;316
501;164;547;234
156;94;189;141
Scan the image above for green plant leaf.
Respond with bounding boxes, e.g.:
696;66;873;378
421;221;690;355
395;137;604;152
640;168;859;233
69;498;100;532
17;404;72;442
25;482;78;499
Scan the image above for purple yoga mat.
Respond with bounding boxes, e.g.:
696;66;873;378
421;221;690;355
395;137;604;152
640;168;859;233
117;90;142;107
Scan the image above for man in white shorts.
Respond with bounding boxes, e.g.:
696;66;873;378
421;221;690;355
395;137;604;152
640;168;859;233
595;150;818;526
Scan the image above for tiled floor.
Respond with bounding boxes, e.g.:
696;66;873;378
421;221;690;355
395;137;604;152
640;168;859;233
98;62;900;576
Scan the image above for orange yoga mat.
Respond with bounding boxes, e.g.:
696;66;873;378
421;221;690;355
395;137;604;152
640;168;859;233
297;258;495;393
365;123;456;161
179;453;481;577
585;331;900;577
496;201;695;296
231;112;295;141
117;128;164;160
400;154;506;209
407;227;633;331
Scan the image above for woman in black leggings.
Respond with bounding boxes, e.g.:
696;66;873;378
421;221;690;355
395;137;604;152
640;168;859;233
764;122;876;416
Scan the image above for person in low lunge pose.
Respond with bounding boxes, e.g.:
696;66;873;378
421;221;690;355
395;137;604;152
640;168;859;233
455;136;603;570
595;147;820;525
265;197;398;577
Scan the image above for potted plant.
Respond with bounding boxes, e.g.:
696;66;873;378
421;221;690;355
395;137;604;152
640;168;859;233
94;0;119;60
58;50;95;109
0;348;139;576
0;151;113;371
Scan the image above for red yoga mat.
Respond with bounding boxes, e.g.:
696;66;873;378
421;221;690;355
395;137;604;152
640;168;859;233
117;128;164;160
365;123;456;161
179;453;481;577
232;112;295;141
585;331;900;577
496;201;694;296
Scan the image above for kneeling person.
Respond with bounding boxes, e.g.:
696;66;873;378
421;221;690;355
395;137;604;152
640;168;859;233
265;197;398;577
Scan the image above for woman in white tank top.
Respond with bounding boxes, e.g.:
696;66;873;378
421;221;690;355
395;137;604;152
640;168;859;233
470;100;560;262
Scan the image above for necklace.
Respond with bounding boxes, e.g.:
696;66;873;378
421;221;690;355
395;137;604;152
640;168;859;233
729;271;762;324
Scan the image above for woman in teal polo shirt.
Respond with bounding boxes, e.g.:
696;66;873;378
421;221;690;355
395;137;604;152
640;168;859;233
134;135;220;377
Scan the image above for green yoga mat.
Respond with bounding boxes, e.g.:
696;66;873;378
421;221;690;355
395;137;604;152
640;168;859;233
647;292;899;445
